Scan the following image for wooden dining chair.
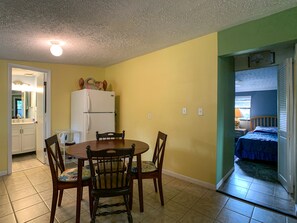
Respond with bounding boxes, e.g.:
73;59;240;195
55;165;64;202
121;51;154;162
129;131;167;208
96;130;125;141
86;144;135;223
95;130;126;172
45;134;92;223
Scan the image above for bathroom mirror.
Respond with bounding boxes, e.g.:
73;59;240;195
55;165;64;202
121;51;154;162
12;90;32;119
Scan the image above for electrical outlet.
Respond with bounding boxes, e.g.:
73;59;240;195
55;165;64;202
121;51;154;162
198;108;203;116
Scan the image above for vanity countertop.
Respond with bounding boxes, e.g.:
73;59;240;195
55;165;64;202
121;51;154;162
12;119;36;125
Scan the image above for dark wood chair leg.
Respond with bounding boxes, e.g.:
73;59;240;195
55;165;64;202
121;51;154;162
124;195;133;223
91;197;99;223
153;178;158;192
50;189;58;223
88;183;93;218
129;179;134;209
58;189;63;206
157;176;164;205
136;154;144;212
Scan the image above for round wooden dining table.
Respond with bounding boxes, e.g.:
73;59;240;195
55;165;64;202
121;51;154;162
66;139;149;223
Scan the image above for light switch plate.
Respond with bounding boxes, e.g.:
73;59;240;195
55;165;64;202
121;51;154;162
182;107;187;115
198;108;203;116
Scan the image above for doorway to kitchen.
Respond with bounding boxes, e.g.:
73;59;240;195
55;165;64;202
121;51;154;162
8;64;51;174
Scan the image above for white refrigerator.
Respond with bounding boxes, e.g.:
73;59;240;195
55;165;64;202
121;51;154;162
71;89;115;142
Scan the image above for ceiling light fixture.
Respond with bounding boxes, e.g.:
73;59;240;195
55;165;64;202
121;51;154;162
50;41;63;57
12;80;43;92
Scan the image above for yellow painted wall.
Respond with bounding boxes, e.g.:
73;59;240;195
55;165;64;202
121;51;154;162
0;33;218;185
0;60;105;173
106;33;218;184
0;60;9;173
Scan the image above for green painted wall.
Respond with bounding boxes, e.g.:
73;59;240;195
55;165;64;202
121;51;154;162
218;6;297;56
216;57;234;184
216;6;297;184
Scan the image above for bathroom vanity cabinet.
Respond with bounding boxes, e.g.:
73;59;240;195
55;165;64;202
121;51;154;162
12;123;36;154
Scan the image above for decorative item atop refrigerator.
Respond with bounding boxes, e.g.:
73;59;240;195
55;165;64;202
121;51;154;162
71;89;115;142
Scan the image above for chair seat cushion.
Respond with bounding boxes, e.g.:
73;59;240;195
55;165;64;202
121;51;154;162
131;161;157;173
59;166;91;182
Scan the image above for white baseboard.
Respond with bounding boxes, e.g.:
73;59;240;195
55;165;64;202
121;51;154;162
216;167;234;190
0;170;8;177
162;169;216;190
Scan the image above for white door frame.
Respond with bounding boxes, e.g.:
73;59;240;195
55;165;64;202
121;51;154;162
7;63;51;174
294;44;297;205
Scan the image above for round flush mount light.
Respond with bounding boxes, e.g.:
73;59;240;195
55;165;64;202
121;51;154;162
50;41;63;57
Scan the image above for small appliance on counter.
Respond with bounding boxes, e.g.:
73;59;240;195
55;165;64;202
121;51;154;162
57;130;80;145
55;130;81;165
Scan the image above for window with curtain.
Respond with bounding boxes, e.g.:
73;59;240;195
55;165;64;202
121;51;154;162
235;96;251;120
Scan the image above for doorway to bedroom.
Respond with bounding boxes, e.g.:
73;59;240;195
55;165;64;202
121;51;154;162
217;47;296;217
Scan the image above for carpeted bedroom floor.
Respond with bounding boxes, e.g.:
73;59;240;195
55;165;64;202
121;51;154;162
235;159;278;182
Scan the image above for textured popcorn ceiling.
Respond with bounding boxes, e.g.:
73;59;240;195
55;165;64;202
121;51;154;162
0;0;297;67
235;66;278;92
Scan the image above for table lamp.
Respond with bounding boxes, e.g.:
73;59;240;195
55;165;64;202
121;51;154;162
235;108;243;129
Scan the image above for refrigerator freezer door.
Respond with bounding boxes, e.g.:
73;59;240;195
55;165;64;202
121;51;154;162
83;113;115;142
87;90;115;112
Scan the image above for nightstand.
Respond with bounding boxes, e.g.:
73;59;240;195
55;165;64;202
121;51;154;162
235;128;247;142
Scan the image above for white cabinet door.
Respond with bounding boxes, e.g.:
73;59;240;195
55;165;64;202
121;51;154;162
11;124;36;154
12;125;21;154
22;124;36;153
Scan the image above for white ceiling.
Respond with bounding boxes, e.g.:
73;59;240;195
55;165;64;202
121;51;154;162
1;0;297;67
235;66;278;92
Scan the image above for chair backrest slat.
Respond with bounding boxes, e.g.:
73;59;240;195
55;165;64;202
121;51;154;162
45;134;66;183
86;144;135;190
152;131;167;172
96;130;125;141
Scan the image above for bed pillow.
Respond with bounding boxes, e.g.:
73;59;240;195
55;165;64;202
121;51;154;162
253;126;278;134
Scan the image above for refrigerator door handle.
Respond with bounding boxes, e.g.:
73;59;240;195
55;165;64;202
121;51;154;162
87;92;90;112
87;113;90;133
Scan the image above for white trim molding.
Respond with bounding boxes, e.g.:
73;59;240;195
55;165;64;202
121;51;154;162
163;169;216;190
0;170;8;177
216;167;234;190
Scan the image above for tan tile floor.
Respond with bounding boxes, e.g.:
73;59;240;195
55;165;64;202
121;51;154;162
0;155;297;222
218;159;296;217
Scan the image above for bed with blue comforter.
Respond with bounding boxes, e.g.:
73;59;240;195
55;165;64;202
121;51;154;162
235;126;278;162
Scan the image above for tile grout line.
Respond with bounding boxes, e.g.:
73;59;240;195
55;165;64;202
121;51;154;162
2;176;18;222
